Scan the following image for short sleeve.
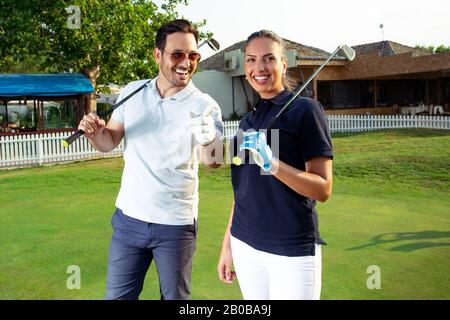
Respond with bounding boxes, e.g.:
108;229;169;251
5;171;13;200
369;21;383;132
203;95;224;139
111;89;126;124
299;100;333;163
212;103;224;139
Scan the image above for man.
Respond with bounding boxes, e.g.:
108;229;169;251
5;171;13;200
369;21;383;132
78;19;223;300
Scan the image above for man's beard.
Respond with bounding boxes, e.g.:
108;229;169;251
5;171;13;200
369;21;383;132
162;64;194;87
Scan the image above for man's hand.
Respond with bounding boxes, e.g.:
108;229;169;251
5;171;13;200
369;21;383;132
78;113;106;139
240;131;273;171
189;106;216;146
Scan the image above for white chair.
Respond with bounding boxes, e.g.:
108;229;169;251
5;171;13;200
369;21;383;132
433;105;444;115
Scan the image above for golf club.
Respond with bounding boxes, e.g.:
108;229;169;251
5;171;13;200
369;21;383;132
61;79;152;147
198;38;220;51
232;44;356;166
62;37;221;147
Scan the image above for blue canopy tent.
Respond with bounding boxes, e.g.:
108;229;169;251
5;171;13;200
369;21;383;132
0;74;94;133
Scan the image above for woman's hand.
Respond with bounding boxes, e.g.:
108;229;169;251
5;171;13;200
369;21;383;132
217;246;236;284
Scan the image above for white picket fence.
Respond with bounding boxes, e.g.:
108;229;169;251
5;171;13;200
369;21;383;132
327;114;450;133
1;115;449;168
223;115;450;137
223;120;240;140
0;132;124;168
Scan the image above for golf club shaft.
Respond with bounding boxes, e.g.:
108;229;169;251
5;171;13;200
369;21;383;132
266;46;341;130
62;79;151;147
233;46;345;166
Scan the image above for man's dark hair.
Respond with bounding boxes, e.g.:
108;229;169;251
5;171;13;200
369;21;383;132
156;19;199;50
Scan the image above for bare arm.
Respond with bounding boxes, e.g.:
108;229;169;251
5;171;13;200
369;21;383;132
78;113;124;152
217;201;237;283
269;156;333;202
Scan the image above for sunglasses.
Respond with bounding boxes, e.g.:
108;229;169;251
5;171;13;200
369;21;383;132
159;49;201;64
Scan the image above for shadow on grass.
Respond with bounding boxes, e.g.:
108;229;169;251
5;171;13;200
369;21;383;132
348;231;450;252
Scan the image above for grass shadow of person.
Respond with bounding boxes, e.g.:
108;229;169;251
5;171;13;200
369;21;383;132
348;231;450;252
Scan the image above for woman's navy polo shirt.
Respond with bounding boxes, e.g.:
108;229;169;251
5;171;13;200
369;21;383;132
230;90;333;257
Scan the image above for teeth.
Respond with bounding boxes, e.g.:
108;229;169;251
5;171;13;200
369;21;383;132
254;76;269;80
176;69;189;75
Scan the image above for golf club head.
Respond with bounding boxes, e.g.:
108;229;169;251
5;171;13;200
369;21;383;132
198;38;221;51
340;45;356;61
206;38;220;51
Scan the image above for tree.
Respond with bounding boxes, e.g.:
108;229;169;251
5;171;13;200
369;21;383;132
0;0;210;111
434;45;450;54
415;44;450;54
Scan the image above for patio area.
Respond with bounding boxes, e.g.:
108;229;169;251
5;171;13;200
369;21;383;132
0;74;94;135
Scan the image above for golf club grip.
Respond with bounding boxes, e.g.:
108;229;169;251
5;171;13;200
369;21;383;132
63;129;85;147
232;149;246;164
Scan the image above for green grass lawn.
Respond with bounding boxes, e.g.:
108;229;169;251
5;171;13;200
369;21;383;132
0;129;449;300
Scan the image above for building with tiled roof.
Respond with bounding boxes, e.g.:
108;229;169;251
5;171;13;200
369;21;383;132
195;38;351;118
193;38;450;119
352;40;429;57
199;38;345;71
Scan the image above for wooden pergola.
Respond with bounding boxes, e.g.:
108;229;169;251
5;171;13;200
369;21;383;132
0;74;94;134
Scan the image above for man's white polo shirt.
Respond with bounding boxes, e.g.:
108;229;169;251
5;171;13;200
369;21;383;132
111;78;223;225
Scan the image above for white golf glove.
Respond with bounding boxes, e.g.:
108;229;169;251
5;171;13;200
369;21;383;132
240;131;274;171
189;106;216;146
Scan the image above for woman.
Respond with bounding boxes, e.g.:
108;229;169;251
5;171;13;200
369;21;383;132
217;30;333;300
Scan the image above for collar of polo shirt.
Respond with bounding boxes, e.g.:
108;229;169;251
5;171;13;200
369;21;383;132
150;77;197;102
267;89;293;106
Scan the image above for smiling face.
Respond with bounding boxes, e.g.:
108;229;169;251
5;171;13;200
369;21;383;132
244;37;287;99
154;32;199;95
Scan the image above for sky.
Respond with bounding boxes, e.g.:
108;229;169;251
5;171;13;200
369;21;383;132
172;0;450;58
